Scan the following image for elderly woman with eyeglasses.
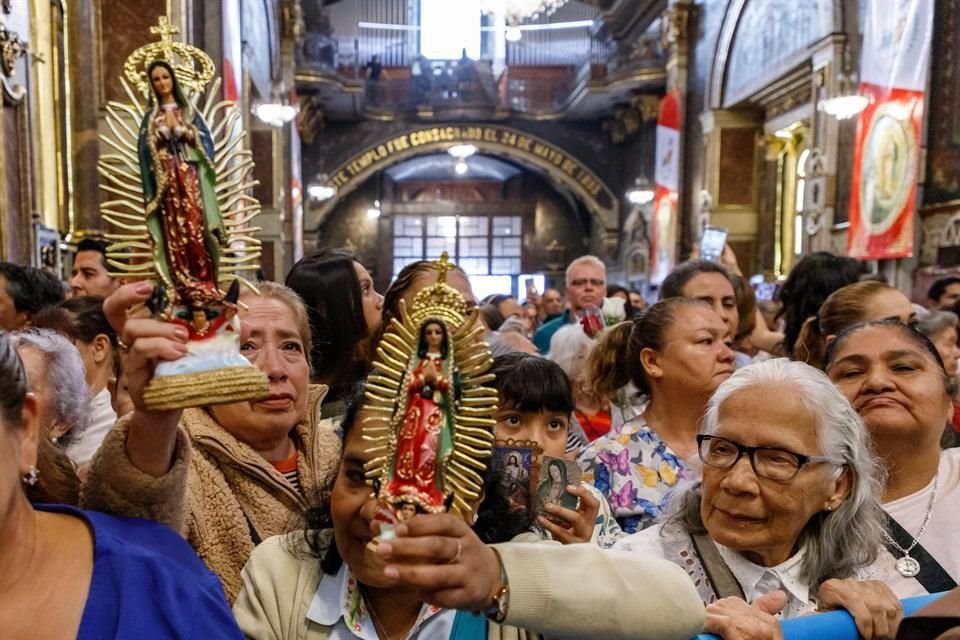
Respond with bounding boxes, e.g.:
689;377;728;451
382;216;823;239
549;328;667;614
615;358;904;640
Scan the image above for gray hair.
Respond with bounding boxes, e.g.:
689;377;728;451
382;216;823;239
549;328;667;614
546;323;593;382
10;328;91;447
667;358;885;588
565;255;606;286
916;310;959;342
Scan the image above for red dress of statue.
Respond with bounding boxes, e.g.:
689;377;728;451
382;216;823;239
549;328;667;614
385;320;453;511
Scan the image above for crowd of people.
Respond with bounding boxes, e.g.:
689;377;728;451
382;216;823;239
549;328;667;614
2;237;959;639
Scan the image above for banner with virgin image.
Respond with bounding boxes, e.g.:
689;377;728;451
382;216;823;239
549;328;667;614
651;89;680;284
847;0;933;259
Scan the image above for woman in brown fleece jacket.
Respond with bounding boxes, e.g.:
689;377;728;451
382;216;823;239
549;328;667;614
82;281;342;603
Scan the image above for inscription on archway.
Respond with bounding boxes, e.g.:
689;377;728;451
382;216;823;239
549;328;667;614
324;125;617;225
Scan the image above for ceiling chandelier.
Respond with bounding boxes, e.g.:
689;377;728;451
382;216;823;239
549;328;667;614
479;1;569;29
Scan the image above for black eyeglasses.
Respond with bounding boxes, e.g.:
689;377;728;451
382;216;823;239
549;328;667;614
696;435;835;481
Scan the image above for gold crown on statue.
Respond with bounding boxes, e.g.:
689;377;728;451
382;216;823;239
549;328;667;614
408;252;468;327
123;16;216;98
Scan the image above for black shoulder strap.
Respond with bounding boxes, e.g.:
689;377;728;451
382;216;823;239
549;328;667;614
882;512;957;594
691;532;747;601
241;508;263;547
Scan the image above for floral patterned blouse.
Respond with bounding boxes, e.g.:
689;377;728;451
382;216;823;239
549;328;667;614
578;416;693;534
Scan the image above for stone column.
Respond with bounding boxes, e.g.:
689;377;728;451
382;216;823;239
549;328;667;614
662;0;691;247
66;0;102;239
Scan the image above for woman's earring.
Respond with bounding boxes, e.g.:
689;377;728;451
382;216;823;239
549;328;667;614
22;466;39;486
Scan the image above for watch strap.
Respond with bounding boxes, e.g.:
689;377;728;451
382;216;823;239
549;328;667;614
483;547;510;623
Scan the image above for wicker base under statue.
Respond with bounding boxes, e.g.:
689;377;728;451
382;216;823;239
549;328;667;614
143;365;269;410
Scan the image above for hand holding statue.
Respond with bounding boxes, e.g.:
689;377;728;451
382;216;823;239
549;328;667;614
374;514;504;613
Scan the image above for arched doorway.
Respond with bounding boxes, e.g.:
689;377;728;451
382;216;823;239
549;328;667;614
313;151;595;295
306;125;620;292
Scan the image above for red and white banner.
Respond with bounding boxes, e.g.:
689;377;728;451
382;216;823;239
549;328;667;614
847;0;933;260
651;89;680;284
222;0;243;102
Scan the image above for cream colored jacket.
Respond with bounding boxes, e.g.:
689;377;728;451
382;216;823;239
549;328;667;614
233;533;706;640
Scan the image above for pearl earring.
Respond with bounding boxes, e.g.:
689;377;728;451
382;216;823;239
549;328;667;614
22;466;39;486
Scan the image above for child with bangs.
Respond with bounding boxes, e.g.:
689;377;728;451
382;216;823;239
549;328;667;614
490;352;624;547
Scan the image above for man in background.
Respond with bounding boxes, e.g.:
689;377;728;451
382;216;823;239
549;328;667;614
0;262;65;331
927;276;960;311
70;238;120;298
533;256;606;353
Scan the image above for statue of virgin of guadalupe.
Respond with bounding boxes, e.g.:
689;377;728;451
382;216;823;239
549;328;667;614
385;319;455;508
138;59;227;312
98;18;269;410
363;253;499;522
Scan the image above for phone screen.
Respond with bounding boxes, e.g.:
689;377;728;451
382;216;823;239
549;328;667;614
700;226;728;263
754;282;778;302
525;278;536;295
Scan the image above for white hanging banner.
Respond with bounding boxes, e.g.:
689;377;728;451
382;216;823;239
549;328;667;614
651;89;680;284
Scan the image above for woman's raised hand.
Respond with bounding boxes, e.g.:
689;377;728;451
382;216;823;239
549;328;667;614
102;282;189;475
536;484;600;544
816;578;903;640
103;282;188;411
374;513;503;612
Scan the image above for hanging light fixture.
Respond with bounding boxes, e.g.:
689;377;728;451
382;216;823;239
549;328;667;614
254;86;298;128
307;184;337;201
480;0;570;41
307;174;337;202
819;49;868;120
448;144;477;159
626;177;655;206
254;101;298;127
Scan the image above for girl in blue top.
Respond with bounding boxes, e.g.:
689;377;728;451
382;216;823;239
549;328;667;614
0;331;241;639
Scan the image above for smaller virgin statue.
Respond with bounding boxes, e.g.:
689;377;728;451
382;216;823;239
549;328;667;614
363;253;498;525
139;59;228;328
385;320;455;511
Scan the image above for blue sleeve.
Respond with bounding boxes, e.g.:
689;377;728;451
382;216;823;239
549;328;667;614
532;325;552;354
189;575;245;639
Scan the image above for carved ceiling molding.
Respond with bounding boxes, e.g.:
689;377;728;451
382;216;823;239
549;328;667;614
0;21;28;104
660;1;690;57
763;78;813;121
298;94;325;145
604;93;658;144
0;23;27;78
